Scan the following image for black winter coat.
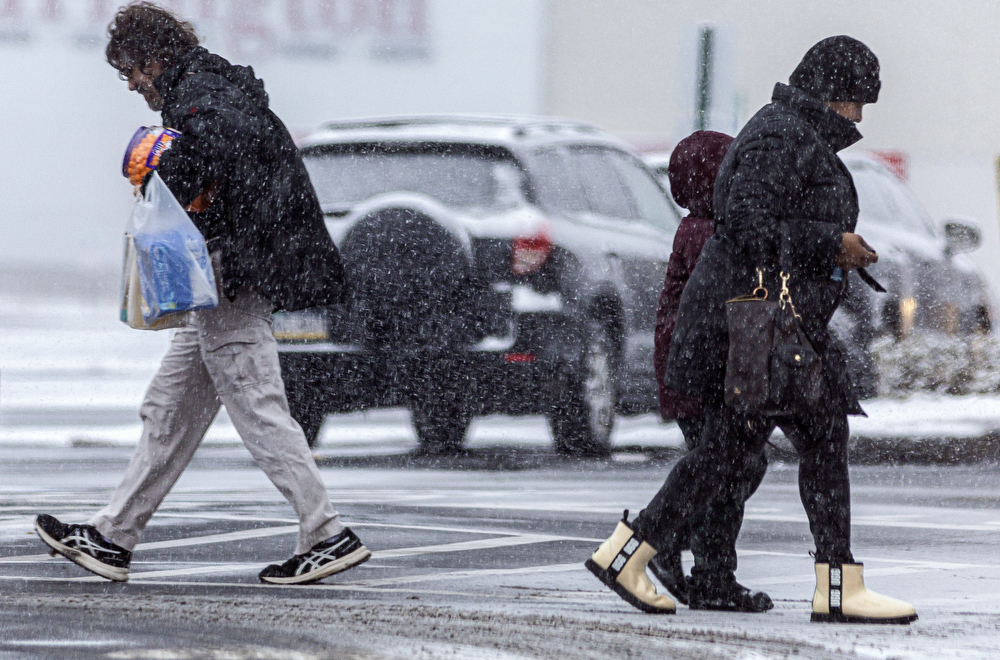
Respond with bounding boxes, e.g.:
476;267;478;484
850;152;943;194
153;47;345;312
665;83;866;416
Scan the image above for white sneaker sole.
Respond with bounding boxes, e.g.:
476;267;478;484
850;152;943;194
260;546;372;585
34;520;129;582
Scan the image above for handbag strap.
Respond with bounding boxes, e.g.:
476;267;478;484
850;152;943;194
778;222;793;276
750;223;794;285
776;223;801;318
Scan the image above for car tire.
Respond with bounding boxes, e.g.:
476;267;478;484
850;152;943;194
411;395;472;455
549;323;616;457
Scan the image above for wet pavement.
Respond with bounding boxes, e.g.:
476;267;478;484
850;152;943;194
1;444;999;659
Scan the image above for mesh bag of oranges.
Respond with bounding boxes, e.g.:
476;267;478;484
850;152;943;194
122;126;181;186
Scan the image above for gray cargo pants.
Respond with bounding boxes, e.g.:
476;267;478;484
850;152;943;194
89;288;343;554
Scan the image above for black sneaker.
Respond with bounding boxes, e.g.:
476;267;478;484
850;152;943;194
688;576;773;612
259;528;371;585
648;551;690;605
34;514;131;582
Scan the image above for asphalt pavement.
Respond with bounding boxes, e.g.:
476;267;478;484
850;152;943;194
1;442;999;660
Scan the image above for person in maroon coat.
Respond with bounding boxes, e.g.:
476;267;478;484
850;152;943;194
654;132;730;422
646;131;772;612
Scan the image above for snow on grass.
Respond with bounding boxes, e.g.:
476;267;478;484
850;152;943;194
875;331;1000;396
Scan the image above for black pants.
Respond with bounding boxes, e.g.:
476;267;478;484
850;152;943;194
675;415;768;582
634;405;853;568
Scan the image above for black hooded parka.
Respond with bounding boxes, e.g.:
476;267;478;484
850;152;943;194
153;47;345;312
665;82;866;416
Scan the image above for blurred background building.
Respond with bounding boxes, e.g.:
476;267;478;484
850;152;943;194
2;0;999;306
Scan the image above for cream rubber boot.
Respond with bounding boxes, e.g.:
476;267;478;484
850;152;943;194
585;511;676;614
812;562;917;624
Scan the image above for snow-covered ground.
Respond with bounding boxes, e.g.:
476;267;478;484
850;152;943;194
4;293;1000;452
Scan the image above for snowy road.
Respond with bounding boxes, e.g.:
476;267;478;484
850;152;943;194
1;445;999;659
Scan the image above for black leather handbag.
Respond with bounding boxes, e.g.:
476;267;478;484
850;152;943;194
723;237;826;416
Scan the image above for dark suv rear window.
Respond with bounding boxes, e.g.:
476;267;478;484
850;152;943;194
302;143;524;212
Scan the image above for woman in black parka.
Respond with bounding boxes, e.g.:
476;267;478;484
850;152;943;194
586;37;918;624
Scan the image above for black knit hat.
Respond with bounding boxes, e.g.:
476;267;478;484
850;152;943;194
789;36;880;104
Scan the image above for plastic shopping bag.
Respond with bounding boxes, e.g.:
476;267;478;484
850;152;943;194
127;172;218;325
119;233;189;330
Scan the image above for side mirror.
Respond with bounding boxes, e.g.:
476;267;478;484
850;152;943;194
942;218;981;254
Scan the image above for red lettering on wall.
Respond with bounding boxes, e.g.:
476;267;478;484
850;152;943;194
89;0;110;23
349;0;369;31
1;0;21;19
41;0;60;21
377;0;424;36
229;0;274;58
410;0;425;36
195;0;217;20
0;0;429;57
161;0;187;16
286;0;304;31
377;0;394;34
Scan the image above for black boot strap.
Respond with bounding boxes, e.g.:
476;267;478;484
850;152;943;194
828;562;843;615
608;534;642;578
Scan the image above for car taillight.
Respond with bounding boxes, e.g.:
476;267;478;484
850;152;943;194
511;231;552;275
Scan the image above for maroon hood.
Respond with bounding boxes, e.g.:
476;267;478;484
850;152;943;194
667;130;734;219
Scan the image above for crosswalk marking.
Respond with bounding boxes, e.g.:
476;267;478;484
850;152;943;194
372;534;572;559
341;562;582;587
67;532;585;581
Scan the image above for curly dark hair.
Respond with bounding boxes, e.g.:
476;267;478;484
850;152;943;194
106;2;199;76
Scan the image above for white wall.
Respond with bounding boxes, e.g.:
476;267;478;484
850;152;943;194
0;0;546;270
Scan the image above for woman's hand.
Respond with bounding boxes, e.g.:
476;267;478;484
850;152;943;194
835;233;878;269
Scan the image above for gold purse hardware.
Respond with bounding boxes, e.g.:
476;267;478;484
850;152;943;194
727;268;802;321
778;271;802;320
727;268;769;303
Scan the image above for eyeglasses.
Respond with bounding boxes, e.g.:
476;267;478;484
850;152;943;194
117;63;153;82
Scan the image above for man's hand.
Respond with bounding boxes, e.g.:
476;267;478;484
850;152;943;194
835;233;878;269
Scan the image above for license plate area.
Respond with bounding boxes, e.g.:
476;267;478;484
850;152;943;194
272;311;329;342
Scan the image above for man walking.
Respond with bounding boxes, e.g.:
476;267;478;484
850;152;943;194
35;2;369;585
587;36;918;623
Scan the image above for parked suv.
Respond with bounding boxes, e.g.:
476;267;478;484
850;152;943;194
275;116;681;454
